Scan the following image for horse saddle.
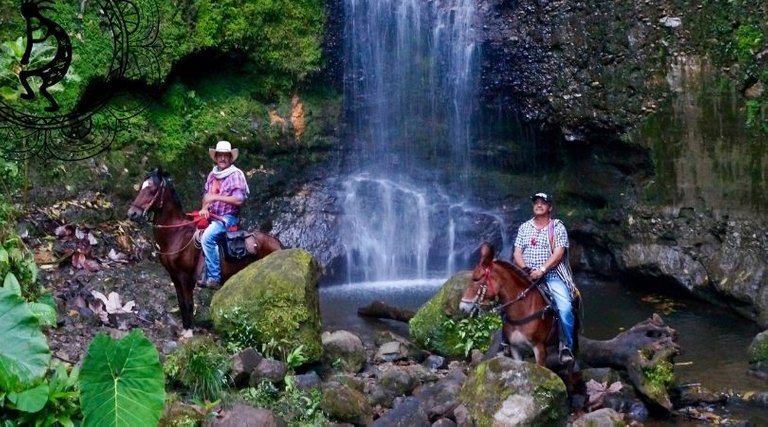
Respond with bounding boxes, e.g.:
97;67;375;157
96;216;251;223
186;211;238;232
192;229;261;261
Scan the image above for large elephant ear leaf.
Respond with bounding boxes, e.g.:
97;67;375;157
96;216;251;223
79;329;165;427
0;287;50;392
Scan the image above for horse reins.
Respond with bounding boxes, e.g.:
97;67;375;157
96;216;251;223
472;262;554;325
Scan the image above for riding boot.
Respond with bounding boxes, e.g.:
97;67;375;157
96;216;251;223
557;318;574;364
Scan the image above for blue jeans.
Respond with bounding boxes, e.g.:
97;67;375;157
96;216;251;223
545;275;575;349
201;214;238;283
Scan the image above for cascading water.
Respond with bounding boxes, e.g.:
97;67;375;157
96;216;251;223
340;0;508;283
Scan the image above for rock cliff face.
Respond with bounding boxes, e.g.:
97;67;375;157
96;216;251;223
475;0;768;325
315;0;768;325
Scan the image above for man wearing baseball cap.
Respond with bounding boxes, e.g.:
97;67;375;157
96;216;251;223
513;192;578;364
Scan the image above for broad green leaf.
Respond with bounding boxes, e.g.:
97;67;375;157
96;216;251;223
0;247;8;266
7;382;49;413
80;329;165;427
0;287;50;392
27;302;57;327
3;272;21;295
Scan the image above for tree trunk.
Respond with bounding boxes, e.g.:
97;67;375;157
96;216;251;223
357;301;415;322
578;313;681;411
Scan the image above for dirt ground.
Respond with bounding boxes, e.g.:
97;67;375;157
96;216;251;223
19;201;214;364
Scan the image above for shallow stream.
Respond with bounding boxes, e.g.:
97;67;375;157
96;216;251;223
319;274;768;421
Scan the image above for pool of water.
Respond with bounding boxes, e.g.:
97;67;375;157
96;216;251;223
319;274;767;393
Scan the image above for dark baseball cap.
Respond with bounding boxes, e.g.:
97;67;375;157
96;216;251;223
530;192;553;204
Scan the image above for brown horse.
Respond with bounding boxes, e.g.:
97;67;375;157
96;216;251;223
127;168;283;329
459;242;571;367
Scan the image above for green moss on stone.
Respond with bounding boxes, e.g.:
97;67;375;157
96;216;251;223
641;359;674;400
409;271;473;358
211;249;323;363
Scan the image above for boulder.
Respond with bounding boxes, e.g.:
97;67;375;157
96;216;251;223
320;381;374;426
570;408;625;427
409;271;472;357
748;330;768;378
322;330;367;373
459;356;568;426
211;249;323;363
208;404;286;427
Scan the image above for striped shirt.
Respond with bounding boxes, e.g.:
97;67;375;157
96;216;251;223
204;169;248;217
514;218;569;280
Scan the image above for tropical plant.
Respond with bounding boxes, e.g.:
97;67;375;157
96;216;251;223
445;312;503;357
285;344;307;370
0;287;50;394
79;329;165;426
0;34;80;105
240;378;329;426
220;306;261;353
1;244;56;327
2;360;82;426
163;336;231;401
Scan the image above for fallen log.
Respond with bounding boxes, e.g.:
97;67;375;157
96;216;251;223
357;301;415;322
578;313;681;411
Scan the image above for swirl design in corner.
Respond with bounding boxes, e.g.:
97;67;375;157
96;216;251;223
0;0;163;160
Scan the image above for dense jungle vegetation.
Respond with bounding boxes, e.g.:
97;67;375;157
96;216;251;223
0;0;335;424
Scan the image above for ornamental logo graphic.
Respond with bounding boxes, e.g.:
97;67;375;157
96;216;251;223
0;0;162;160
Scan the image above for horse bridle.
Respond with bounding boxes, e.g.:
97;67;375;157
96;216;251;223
130;176;166;220
461;266;498;316
464;263;545;318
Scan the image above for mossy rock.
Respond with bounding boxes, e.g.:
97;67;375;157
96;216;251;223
211;249;323;362
748;330;768;363
459;356;568;426
408;271;472;358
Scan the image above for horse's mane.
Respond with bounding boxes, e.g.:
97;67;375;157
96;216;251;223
147;168;183;210
492;258;534;285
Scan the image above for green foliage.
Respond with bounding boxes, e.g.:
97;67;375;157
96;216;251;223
220;306;262;353
735;23;765;64
164;336;231;401
0;233;44;303
745;99;763;129
240;378;329;426
2;361;82;427
444;312;503;357
285;345;308;370
80;329;165;427
0;287;51;394
641;359;675;397
185;0;325;94
748;334;768;363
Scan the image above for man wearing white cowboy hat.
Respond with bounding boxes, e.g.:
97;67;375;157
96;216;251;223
198;140;250;289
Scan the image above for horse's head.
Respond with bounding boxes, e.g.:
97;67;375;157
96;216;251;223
459;242;498;315
127;168;168;222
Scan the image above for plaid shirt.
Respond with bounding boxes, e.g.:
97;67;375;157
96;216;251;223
514;218;569;280
204;169;248;217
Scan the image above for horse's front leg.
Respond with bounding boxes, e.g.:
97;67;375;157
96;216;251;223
171;275;195;329
532;343;547;367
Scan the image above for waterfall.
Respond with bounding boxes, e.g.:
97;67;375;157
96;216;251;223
341;0;504;283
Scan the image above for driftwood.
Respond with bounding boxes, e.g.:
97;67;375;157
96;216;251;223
579;313;681;411
357;301;415;322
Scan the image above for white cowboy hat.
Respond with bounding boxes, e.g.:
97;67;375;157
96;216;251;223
208;140;238;162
